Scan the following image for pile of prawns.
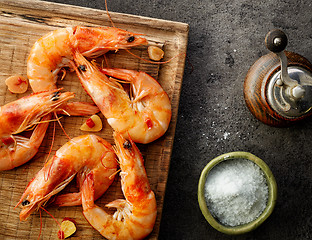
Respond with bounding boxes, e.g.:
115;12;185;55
0;19;172;240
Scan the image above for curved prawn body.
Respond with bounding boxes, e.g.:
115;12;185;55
28;26;147;92
0;89;75;171
73;51;172;144
81;131;157;240
17;134;117;221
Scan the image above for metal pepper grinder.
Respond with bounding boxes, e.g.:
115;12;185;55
244;29;312;126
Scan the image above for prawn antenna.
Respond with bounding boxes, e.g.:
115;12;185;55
54;112;71;140
186;55;194;74
44;121;56;181
37;208;42;240
100;151;117;169
39;206;62;237
103;54;110;69
125;49;183;65
105;0;115;28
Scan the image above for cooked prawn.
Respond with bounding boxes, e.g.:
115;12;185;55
17;134;117;221
0;89;79;171
72;51;172;144
28;26;147;92
81;131;157;240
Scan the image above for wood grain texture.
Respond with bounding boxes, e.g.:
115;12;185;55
244;51;312;127
0;0;189;239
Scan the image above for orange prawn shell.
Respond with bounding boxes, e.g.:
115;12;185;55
81;132;157;240
18;134;117;221
0;90;76;171
73;52;172;144
27;26;147;92
27;28;73;92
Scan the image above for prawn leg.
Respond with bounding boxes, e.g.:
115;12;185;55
100;68;152;102
57;102;99;116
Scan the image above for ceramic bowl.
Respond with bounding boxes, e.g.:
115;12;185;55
198;151;277;235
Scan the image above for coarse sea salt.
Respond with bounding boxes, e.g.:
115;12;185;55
204;158;268;227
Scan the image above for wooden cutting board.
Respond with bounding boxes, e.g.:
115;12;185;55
0;0;188;239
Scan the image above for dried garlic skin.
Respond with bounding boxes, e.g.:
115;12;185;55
80;114;102;132
148;46;164;61
5;75;28;93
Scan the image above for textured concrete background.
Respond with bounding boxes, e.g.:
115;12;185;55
45;0;312;239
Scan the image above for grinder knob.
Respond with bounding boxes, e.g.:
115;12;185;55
265;29;288;53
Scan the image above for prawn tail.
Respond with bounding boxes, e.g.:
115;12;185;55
53;192;82;207
100;68;135;82
81;172;95;210
105;199;127;209
57;102;100;116
81;172;112;237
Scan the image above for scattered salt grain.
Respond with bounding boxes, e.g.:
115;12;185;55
204;158;268;227
223;132;230;140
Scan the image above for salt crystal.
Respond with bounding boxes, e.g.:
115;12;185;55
223;132;230;139
204;159;268;227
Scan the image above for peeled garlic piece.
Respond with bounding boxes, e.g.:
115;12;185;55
80;114;102;132
5;75;28;93
60;220;76;239
148;46;164;61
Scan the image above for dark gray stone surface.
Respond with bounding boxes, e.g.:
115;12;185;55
45;0;312;239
